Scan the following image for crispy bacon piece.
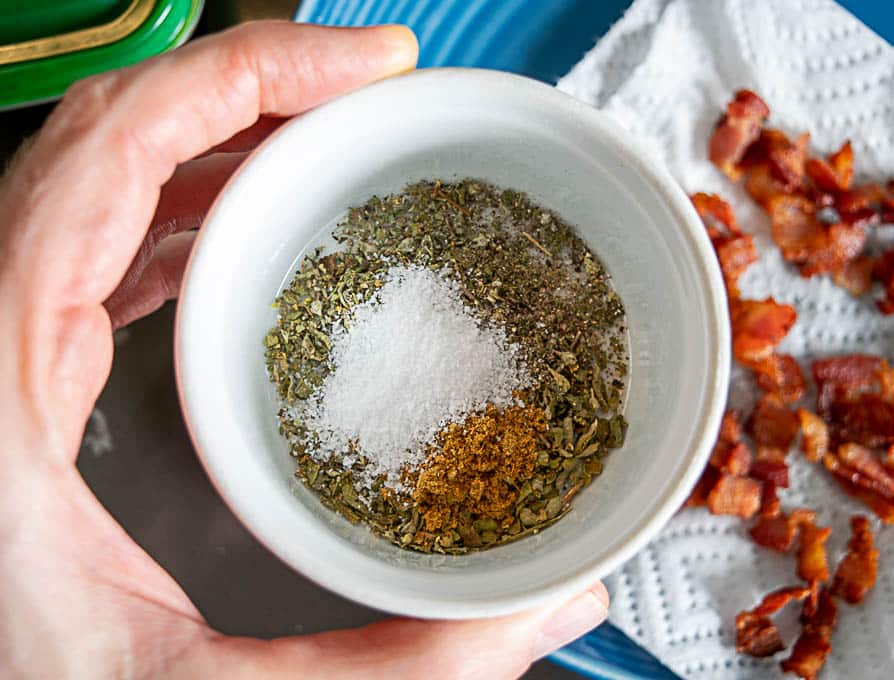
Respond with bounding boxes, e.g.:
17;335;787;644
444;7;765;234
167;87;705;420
688;464;720;509
750;460;790;487
768;194;823;263
836;443;894;498
835;183;887;226
830;515;879;604
720;409;743;443
685;466;720;508
759;129;810;189
831;476;894;523
711;441;753;476
752;354;806;403
797;409;829;463
780;589;837;680
715;235;758;296
691;193;758;295
812;354;888;416
748;393;800;450
798;222;866;278
797;520;831;584
873;250;894;314
832;255;875;296
708;411;753;475
708;473;762;518
750;508;815;552
806;140;854;193
829;396;894;449
689;411;755;509
813;354;887;389
731;298;797;363
691;192;740;237
709;90;770;180
745;162;793;209
738;615;785;658
736;585;811;657
766;194;866;277
822;444;894;522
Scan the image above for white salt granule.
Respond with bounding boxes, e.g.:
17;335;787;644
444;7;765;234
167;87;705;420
298;265;528;491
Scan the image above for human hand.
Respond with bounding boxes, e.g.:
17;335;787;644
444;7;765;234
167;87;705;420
0;22;608;679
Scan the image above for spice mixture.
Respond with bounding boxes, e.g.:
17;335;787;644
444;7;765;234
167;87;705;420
264;179;629;553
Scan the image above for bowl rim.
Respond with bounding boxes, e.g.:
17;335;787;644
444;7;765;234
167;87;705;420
175;67;730;619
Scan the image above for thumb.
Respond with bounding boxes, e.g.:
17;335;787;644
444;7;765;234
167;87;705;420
190;583;609;680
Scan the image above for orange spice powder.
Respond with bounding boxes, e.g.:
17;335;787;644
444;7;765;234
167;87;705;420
411;403;547;534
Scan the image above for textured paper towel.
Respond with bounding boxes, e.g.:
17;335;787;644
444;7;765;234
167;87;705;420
558;1;894;678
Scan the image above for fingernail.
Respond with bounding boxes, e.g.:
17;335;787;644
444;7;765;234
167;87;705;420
532;584;610;660
370;25;419;75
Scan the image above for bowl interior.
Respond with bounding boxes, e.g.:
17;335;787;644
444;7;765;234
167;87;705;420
176;69;729;618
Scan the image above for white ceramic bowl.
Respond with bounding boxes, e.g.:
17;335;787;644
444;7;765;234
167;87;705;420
175;68;730;619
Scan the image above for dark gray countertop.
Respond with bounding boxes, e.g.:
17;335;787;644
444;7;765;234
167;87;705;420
0;8;582;678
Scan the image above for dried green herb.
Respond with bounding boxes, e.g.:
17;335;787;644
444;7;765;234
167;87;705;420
264;179;629;553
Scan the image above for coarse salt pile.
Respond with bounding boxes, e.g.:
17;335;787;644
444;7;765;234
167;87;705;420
299;265;529;492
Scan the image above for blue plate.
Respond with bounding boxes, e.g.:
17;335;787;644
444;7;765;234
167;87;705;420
292;1;892;678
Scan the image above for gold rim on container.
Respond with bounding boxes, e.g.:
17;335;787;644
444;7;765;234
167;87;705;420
0;0;156;66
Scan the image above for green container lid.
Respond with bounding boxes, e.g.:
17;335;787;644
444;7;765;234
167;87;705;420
0;0;203;110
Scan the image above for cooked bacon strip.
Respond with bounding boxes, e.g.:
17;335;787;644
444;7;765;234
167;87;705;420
759;129;809;189
689;411;753;508
797;409;829;463
738;615;785;658
812;354;888;417
731;298;797;363
709;90;770;180
707;473;762;518
806;140;854;193
711;441;753;476
748;585;813;615
830;515;879;603
797;520;831;584
798;222;866;278
832;255;875;296
830;475;894;523
836;443;894;499
780;589;837;680
691;192;741;237
822;447;894;523
691;193;758;295
715;235;758;296
835;183;887;226
750;508;815;552
708;411;753;475
752;354;806;403
736;585;811;657
829;396;894;449
750;460;789;487
746;162;793;209
767;194;823;263
765;193;866;277
719;409;743;443
684;467;719;508
748;393;800;450
813;354;887;388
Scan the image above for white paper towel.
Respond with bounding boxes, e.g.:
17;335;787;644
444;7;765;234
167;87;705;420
558;1;894;678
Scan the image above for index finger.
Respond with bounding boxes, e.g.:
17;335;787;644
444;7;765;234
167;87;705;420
1;22;417;309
